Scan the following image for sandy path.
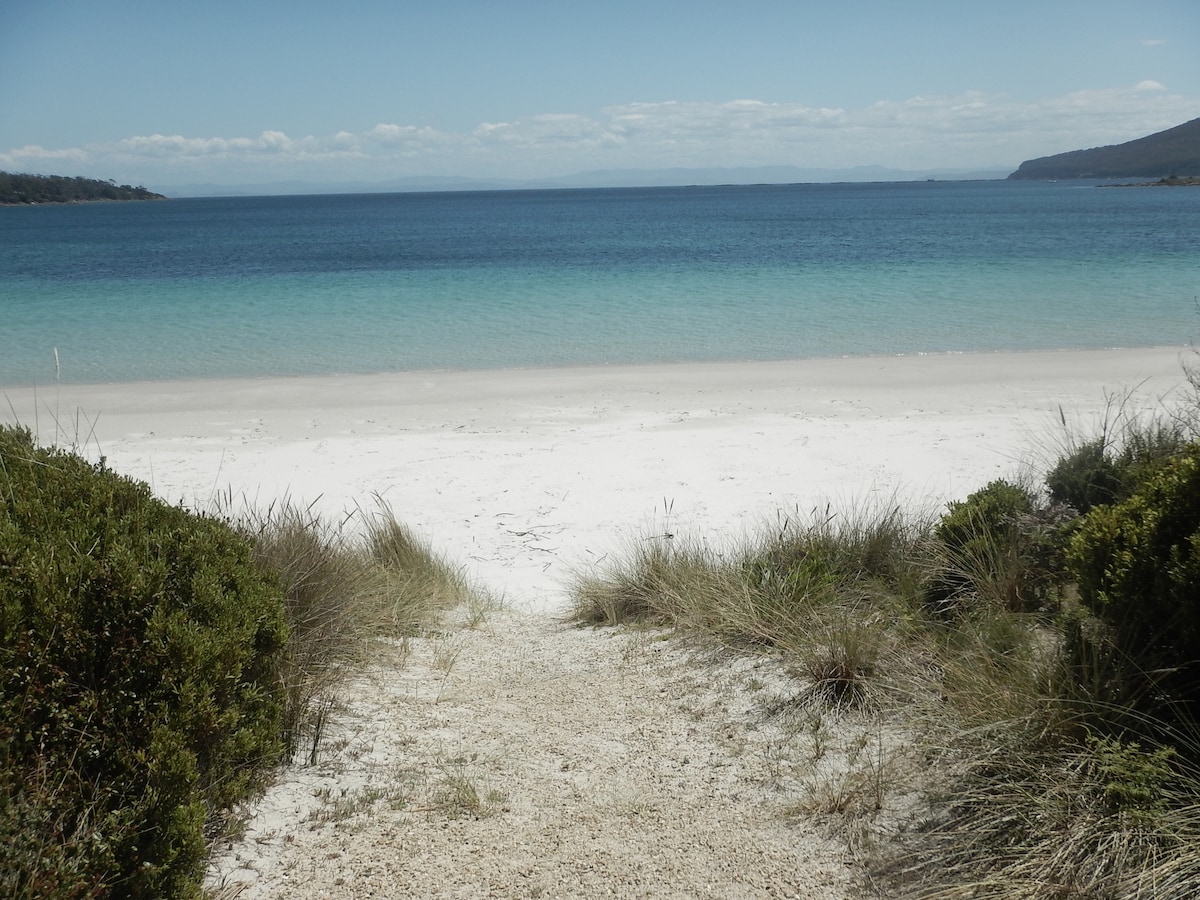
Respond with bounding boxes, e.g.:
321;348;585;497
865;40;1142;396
207;609;857;899
7;348;1189;896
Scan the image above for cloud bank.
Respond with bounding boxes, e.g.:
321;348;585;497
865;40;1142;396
2;84;1195;187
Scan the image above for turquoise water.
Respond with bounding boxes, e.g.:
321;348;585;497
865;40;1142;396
1;181;1197;385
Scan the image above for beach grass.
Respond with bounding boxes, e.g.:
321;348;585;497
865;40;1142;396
217;492;489;762
572;498;932;707
569;383;1200;898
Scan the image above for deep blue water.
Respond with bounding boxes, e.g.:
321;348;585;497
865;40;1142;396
1;181;1197;385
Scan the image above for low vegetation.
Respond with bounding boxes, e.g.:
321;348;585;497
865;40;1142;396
0;172;166;205
6;356;1200;897
0;426;477;899
572;369;1200;898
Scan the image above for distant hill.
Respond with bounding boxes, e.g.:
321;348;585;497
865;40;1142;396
0;172;167;204
1008;118;1200;180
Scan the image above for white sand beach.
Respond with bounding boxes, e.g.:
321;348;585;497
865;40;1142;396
3;347;1190;613
3;347;1193;898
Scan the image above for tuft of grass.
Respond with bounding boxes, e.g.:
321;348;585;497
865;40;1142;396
361;498;484;633
572;500;928;709
306;783;409;825
880;725;1200;899
571;533;721;626
793;613;888;710
428;759;506;820
216;493;487;759
223;495;384;756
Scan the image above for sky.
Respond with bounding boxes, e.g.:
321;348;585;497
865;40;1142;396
2;1;1197;190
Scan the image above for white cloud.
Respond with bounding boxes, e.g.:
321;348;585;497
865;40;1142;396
0;144;87;170
1140;38;1167;46
365;123;449;147
3;83;1197;184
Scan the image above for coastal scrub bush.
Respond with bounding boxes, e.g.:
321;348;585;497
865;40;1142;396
0;426;288;899
1046;420;1187;514
1066;440;1200;724
1045;436;1122;514
935;480;1033;553
927;479;1064;614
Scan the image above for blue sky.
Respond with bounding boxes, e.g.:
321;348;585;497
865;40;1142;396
2;1;1197;189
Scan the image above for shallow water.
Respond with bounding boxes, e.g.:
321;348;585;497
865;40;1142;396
2;181;1197;385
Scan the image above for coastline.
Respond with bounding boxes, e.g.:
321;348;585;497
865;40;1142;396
3;346;1192;611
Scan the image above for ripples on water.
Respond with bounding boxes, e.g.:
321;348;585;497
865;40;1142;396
1;181;1197;384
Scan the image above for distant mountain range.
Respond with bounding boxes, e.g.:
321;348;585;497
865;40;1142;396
159;164;1011;198
1009;118;1200;180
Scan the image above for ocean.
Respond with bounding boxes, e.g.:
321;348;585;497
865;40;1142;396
1;180;1197;386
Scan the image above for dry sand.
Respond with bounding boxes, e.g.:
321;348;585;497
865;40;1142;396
5;349;1190;613
2;347;1192;897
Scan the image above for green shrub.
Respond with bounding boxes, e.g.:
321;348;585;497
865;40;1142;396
1067;441;1200;722
928;479;1061;614
0;426;288;898
1046;437;1122;514
1047;421;1187;515
1088;735;1176;819
935;479;1033;555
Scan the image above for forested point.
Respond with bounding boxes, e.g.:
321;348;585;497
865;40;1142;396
0;171;167;204
1008;117;1200;180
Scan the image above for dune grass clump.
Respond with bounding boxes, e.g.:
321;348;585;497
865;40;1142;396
360;501;481;632
571;534;733;626
746;506;930;709
572;502;930;709
225;497;384;759
221;495;483;761
886;726;1200;899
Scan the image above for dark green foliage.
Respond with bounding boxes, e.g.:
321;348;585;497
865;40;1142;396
1047;423;1187;514
0;426;287;898
0;172;165;205
928;479;1062;613
1067;442;1200;721
935;479;1033;552
1088;735;1177;818
1046;437;1122;514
